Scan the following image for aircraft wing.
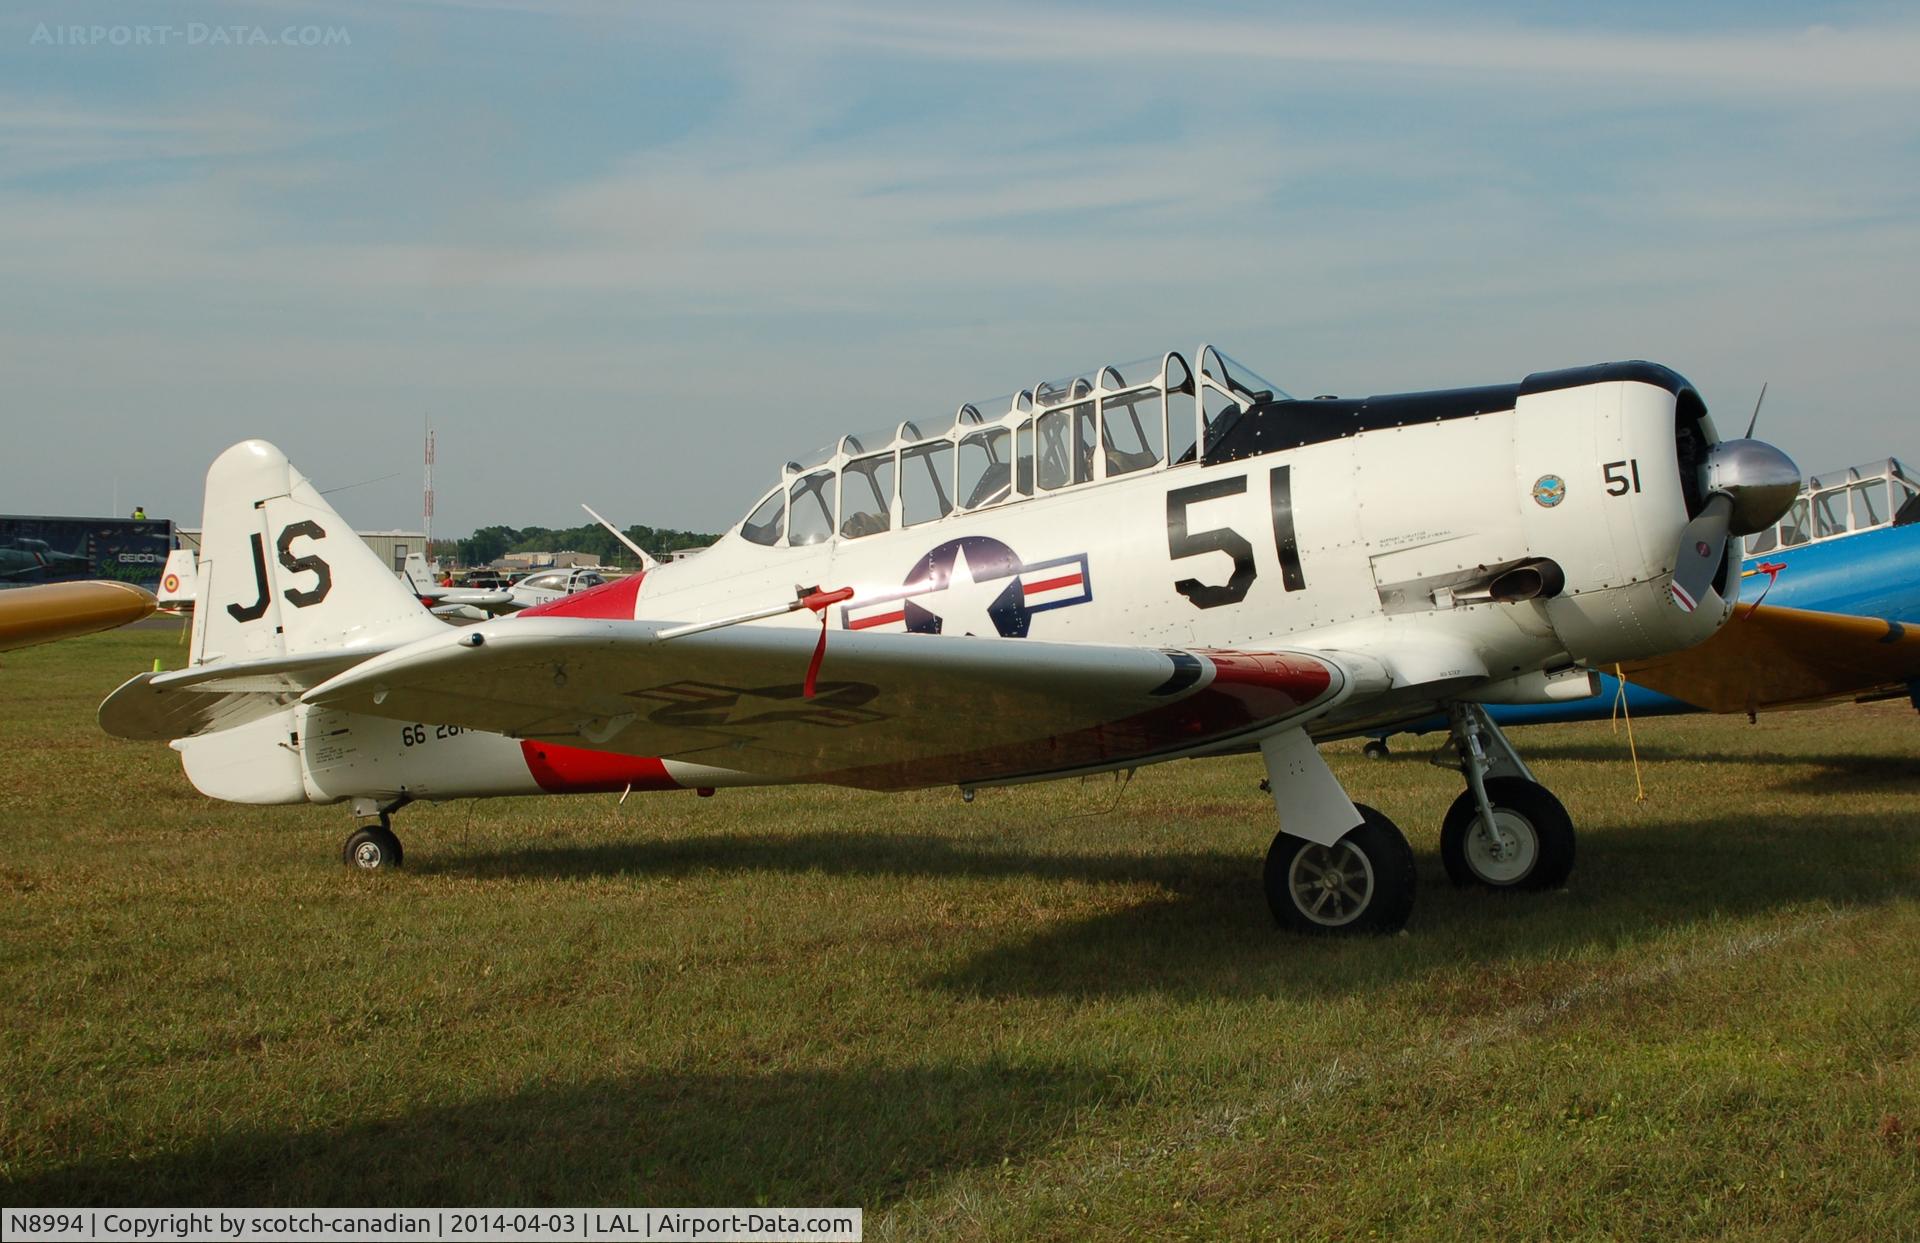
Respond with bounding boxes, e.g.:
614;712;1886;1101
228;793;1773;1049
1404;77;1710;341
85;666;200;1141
302;619;1358;790
430;590;519;616
0;580;155;652
1621;602;1920;714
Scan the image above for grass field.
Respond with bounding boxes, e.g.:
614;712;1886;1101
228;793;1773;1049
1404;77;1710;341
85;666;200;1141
2;622;1917;1238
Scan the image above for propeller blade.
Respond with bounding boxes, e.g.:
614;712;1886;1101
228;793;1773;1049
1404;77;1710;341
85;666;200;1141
1744;382;1768;439
1669;493;1735;613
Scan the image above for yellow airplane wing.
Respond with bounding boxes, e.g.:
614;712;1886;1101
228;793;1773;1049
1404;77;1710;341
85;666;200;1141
0;580;157;653
1621;602;1920;715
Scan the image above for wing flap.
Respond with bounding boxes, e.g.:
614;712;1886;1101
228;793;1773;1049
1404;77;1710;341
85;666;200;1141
1622;602;1920;713
304;619;1348;789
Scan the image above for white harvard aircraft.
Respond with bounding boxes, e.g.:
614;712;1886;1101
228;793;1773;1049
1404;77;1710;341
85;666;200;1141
99;347;1798;935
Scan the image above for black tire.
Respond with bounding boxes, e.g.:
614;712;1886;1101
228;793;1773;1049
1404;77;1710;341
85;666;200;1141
1264;804;1417;936
1362;739;1390;761
342;825;404;871
1439;777;1573;891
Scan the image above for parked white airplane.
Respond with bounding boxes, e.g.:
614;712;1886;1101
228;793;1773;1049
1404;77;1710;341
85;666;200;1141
398;553;515;620
99;347;1797;934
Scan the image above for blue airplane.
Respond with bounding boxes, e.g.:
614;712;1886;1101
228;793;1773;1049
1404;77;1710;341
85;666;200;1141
1367;457;1920;755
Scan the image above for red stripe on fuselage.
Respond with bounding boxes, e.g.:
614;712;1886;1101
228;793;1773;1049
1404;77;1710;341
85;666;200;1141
515;571;672;791
520;741;681;794
1021;573;1082;595
518;569;646;619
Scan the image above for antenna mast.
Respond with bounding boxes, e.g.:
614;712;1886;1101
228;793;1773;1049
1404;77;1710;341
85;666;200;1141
423;417;436;564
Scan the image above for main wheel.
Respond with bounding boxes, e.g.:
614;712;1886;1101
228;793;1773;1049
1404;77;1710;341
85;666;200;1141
1264;804;1417;935
1362;739;1390;761
342;825;404;871
1439;777;1573;891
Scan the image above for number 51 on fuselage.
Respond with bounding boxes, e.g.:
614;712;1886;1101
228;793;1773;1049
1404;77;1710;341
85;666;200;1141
100;346;1798;935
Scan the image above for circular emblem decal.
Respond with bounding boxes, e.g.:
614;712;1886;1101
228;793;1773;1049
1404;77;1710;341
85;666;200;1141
1532;475;1566;508
162;573;181;593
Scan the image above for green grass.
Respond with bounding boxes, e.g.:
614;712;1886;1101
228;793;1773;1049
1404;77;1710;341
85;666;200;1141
2;623;1917;1238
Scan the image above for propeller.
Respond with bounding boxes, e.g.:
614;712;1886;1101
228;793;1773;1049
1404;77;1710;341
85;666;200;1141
1744;381;1767;439
1669;493;1736;613
1668;402;1799;613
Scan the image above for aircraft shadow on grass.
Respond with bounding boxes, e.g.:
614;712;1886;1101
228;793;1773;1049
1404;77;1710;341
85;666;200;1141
1382;737;1920;799
1470;738;1920;797
1;1061;1115;1208
423;808;1916;1002
1486;732;1918;764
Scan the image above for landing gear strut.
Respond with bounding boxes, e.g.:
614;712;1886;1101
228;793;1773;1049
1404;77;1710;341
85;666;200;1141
1435;704;1574;891
342;795;411;871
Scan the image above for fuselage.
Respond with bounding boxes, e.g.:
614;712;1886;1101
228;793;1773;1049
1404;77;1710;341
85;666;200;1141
1751;518;1920;621
170;354;1741;805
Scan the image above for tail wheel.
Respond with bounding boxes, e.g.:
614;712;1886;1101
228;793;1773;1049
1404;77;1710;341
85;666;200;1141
1440;777;1574;891
342;825;404;871
1264;804;1416;936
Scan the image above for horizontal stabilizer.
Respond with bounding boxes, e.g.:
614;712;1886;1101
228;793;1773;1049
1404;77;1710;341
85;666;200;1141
99;648;394;741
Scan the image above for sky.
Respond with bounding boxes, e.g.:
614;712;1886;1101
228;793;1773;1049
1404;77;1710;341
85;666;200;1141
2;1;1917;537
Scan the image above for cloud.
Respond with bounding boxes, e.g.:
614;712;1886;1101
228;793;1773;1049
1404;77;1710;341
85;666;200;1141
790;5;1920;96
0;100;311;179
1;2;1916;531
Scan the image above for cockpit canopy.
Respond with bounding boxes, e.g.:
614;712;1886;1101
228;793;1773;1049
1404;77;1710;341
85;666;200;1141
736;346;1287;548
1744;457;1919;555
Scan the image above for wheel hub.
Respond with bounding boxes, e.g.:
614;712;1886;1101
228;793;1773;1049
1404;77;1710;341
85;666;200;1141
1467;810;1538;884
353;841;383;869
1288;841;1376;927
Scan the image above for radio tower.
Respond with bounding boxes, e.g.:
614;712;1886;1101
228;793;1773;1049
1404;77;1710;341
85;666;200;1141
423;417;436;569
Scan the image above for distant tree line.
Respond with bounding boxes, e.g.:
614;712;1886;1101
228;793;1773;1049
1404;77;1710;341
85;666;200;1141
439;522;718;569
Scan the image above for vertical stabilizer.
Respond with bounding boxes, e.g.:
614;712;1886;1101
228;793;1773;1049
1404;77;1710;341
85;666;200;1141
400;551;435;593
156;549;197;610
191;441;446;666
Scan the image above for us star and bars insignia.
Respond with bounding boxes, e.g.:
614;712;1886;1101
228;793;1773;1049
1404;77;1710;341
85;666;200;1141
840;536;1092;639
628;680;886;729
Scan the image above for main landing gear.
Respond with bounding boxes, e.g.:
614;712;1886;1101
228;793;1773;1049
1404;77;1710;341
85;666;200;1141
1255;706;1576;934
341;795;411;871
1256;729;1418;936
1433;703;1574;892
